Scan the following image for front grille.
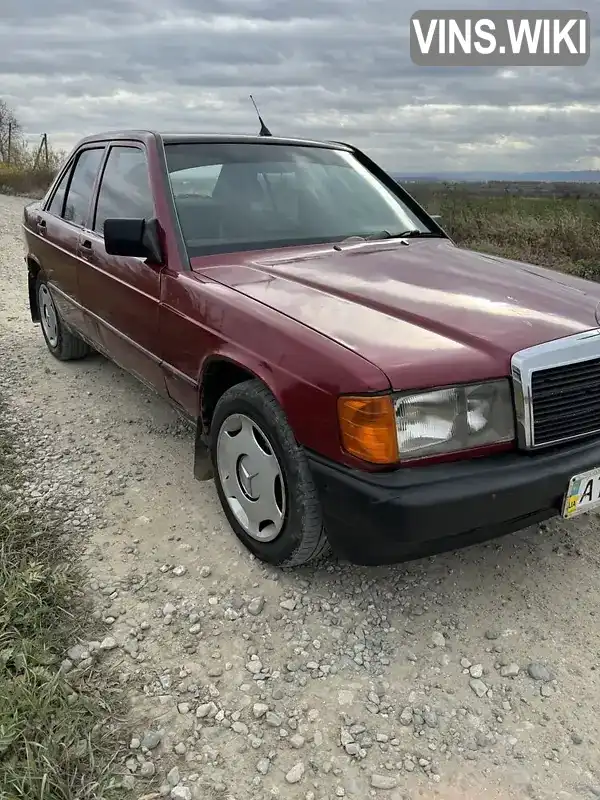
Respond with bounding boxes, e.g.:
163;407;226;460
531;356;600;445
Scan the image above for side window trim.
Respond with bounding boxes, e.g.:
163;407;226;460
82;145;110;232
46;145;107;229
91;141;151;236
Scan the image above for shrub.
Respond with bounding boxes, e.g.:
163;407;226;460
0;163;56;198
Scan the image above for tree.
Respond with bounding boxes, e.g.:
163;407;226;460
0;99;23;164
0;98;65;173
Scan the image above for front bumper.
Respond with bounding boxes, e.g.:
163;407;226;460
306;437;600;566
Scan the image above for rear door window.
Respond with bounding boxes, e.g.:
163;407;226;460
46;165;72;217
62;147;105;227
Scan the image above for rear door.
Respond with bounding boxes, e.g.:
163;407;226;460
34;146;105;335
76;141;166;395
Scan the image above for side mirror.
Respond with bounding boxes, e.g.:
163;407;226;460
104;217;164;264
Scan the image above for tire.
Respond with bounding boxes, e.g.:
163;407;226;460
36;273;90;361
210;379;330;567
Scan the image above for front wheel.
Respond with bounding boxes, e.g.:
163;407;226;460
210;379;330;567
36;274;90;361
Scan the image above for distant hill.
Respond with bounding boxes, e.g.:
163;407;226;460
392;170;600;183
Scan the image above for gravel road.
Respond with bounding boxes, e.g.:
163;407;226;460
2;193;600;800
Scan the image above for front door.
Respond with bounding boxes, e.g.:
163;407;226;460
76;142;166;395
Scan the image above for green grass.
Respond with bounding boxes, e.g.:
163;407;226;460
0;402;124;799
410;188;600;281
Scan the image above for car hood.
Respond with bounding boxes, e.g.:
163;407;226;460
193;239;600;390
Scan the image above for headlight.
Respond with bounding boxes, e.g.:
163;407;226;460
394;380;515;460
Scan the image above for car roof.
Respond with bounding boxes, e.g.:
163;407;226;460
75;130;354;151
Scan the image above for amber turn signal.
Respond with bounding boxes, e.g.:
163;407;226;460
337;395;399;464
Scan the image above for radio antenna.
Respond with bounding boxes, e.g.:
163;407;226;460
249;95;272;137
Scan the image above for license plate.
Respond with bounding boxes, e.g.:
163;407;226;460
562;467;600;519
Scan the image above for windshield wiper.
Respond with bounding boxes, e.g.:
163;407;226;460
350;229;442;241
334;229;443;250
383;229;443;239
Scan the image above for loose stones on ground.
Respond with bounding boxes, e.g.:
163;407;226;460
371;774;399;790
285;761;305;784
0;254;588;800
528;662;552;682
141;730;162;750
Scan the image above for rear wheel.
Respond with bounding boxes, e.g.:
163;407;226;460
210;379;330;567
36;274;90;361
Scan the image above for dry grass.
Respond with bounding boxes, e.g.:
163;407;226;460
0;164;55;198
0;402;125;799
412;187;600;281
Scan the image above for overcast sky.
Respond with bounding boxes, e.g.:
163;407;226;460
1;0;597;172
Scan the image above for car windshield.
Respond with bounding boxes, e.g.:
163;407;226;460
164;142;435;257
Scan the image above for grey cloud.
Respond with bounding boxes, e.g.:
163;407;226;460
0;0;598;170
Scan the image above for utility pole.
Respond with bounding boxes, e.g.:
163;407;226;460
34;134;47;170
7;121;11;165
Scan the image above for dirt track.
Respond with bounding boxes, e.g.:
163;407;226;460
1;193;600;800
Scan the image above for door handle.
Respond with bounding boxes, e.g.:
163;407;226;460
79;238;94;260
36;218;47;234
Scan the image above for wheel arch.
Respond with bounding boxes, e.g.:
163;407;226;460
193;354;281;481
